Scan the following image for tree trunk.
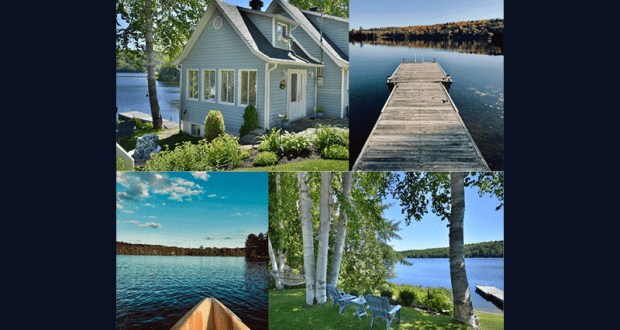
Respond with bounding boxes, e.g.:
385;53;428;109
298;172;316;305
315;172;332;304
328;172;352;290
273;173;284;289
449;172;477;328
267;236;284;290
144;0;163;129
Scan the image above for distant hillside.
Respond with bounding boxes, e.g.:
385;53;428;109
116;241;246;256
116;50;180;82
350;19;504;46
398;240;503;258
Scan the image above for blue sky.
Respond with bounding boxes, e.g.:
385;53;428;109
350;0;503;30
116;172;268;248
382;173;504;252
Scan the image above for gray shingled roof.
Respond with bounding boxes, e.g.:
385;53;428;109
239;10;321;65
302;13;349;62
272;0;348;65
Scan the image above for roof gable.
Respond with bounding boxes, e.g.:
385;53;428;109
265;0;348;67
173;0;321;66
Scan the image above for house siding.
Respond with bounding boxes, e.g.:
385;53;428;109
267;65;316;129
303;14;349;58
180;7;267;136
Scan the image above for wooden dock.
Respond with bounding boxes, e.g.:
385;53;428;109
352;60;489;172
118;111;179;129
475;285;503;309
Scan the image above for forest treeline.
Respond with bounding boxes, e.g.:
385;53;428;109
350;19;504;46
116;233;268;258
399;240;503;258
116;51;180;82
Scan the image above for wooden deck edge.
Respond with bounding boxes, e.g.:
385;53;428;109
439;84;490;171
352;84;400;171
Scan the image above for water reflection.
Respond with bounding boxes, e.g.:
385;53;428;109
351;39;503;56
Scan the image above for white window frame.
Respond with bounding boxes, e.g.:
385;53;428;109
191;123;201;137
219;69;235;105
201;69;216;103
186;69;199;100
238;69;258;107
277;22;288;42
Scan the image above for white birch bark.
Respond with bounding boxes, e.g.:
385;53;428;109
298;172;316;305
315;172;332;304
328;172;352;291
449;172;477;328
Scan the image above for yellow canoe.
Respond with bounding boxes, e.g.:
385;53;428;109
170;297;250;330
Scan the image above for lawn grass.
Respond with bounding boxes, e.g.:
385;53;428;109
236;159;349;171
269;288;503;330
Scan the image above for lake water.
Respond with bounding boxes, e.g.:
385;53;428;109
116;73;180;123
349;40;504;171
116;256;268;330
390;258;504;314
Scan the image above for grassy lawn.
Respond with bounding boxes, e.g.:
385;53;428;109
236;159;349;171
269;288;502;330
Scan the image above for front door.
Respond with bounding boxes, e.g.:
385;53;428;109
288;69;306;120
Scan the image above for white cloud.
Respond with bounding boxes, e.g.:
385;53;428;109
139;222;162;228
121;210;135;214
191;172;211;181
116;203;123;209
117;172;204;202
124;220;141;224
208;194;217;198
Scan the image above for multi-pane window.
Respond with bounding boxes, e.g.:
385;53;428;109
187;69;199;100
277;22;288;41
202;69;216;102
220;70;235;104
191;124;201;136
239;70;257;106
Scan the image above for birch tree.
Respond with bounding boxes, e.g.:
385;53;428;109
314;172;333;303
116;0;207;128
392;172;503;329
298;172;316;305
327;172;351;289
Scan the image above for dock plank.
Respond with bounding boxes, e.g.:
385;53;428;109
353;61;489;171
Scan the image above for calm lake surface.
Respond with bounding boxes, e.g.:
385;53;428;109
350;40;504;171
116;73;180;123
391;258;504;314
116;256;268;330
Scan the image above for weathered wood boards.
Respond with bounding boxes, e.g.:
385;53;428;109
475;285;504;310
170;297;250;330
353;61;489;171
118;111;179;129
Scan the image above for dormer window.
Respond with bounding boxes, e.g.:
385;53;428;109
277;22;288;42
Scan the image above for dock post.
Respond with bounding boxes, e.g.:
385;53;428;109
433;58;436;62
414;54;416;63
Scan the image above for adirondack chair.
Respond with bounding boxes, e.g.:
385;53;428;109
365;295;401;330
326;284;355;315
117;120;135;143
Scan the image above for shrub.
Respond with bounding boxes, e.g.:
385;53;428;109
143;141;214;171
258;129;284;154
133;118;153;130
239;104;259;137
417;288;454;314
349;288;359;297
314;125;348;151
205;134;244;169
322;145;348;160
254;151;279;166
142;134;244;171
380;289;393;301
281;132;313;157
204;110;225;142
398;289;416;306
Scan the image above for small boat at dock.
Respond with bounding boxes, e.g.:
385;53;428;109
170;297;250;330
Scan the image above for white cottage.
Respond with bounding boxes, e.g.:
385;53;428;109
172;0;349;136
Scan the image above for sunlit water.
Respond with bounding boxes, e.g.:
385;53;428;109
116;73;180;123
350;40;504;171
391;258;504;314
116;256;268;330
